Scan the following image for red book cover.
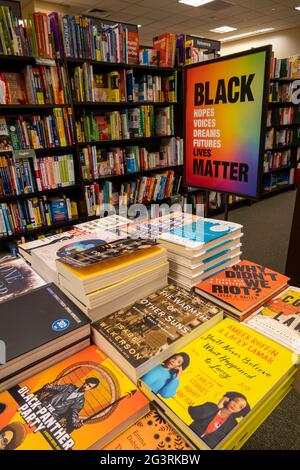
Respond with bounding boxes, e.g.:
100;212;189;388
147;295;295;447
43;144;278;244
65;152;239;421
33;12;43;57
127;31;139;65
153;34;169;67
196;260;290;316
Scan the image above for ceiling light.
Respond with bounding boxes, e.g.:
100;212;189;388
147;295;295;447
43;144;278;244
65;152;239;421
210;26;237;33
295;6;300;10
221;28;275;42
178;0;215;7
138;24;142;28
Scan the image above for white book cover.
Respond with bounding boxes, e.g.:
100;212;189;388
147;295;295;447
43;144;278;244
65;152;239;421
245;286;300;355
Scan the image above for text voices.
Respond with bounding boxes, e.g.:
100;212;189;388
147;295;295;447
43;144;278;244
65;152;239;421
194;74;255;106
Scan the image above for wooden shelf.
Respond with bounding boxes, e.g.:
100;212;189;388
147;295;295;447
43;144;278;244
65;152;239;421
262;184;295;197
73;101;179;107
84;165;183;183
0;104;70;110
265;144;300;152
263;165;296;175
0;184;81;204
0;218;82;242
270;77;299;82
268;102;299;107
78;136;176;147
266;123;300;130
66;58;178;72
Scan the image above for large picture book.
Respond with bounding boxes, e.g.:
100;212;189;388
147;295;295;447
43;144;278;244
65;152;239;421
139;318;297;450
244;286;300;355
92;284;224;382
0;346;149;450
195;260;290;320
103;408;192;450
0;283;90;391
0;255;45;303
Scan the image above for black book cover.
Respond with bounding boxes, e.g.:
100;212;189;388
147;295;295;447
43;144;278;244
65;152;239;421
0;283;90;364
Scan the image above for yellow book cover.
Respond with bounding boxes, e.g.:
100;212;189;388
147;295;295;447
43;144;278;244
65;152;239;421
57;244;165;281
107;71;120;102
103;408;192;450
54;109;67;147
139;318;296;449
0;346;149;450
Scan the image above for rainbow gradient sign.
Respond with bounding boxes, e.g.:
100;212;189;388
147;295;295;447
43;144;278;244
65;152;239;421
184;46;271;199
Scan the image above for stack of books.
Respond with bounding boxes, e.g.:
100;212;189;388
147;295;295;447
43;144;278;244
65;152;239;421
195;260;290;321
128;212;243;289
56;238;169;321
139;318;297;450
0;283;90;391
0;345;149;449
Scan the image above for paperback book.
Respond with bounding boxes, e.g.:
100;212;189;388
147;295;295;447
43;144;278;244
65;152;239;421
245;286;300;355
0;255;45;303
0;283;90;391
139;318;296;450
0;346;149;450
195;260;290;320
92;284;224;382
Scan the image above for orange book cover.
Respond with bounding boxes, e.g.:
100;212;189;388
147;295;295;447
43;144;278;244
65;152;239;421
196;260;289;314
104;409;192;450
0;345;149;450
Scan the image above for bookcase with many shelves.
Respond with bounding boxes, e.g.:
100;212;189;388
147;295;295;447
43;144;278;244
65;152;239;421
0;8;185;244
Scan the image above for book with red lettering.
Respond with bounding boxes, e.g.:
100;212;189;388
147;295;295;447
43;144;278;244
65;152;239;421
194;260;289;321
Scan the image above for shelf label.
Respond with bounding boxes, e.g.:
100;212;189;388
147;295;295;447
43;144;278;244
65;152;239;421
35;58;56;66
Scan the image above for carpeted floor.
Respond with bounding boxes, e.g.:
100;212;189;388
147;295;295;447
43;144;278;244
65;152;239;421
215;188;300;450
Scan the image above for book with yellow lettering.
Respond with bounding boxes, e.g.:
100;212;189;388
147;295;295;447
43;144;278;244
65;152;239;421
139;318;296;450
245;286;300;355
0;345;149;450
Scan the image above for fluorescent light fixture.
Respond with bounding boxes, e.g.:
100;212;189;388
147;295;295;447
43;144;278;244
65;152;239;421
221;28;275;42
178;0;215;7
295;6;300;10
210;26;237;33
137;24;142;28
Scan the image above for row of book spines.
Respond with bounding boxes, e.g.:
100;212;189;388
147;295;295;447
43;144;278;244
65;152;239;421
75;106;174;142
4;109;73;149
71;66;177;103
263;168;295;190
263;150;292;173
0;8;58;58
23;64;70;105
271;56;300;79
80;140;183;180
267;107;300;126
0;196;78;236
98;171;182;206
0;155;76;196
269;82;297;103
61;15;131;63
153;33;177;68
265;128;300;148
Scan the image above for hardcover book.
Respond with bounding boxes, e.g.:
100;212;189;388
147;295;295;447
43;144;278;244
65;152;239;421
245;286;300;355
0;346;149;450
92;284;224;382
195;260;289;320
139;318;296;450
0;283;90;390
103;408;192;450
0;255;45;303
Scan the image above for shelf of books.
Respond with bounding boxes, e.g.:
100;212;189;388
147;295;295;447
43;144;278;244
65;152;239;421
263;54;300;195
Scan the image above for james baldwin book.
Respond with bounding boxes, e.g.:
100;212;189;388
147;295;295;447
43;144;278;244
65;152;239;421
0;255;45;303
0;283;91;391
195;260;289;321
103;408;192;450
245;286;300;355
92;284;224;383
139;318;297;450
0;345;149;450
31;230;120;284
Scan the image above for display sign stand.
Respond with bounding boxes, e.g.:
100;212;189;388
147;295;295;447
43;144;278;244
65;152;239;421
285;180;300;287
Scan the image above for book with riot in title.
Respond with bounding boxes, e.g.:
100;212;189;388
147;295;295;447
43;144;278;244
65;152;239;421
0;345;149;450
195;260;289;320
0;255;45;303
245;286;300;355
92;284;224;382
